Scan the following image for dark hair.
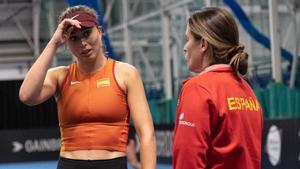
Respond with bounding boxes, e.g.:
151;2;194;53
58;5;99;25
188;7;248;75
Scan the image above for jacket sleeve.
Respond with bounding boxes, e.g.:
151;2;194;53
173;83;214;169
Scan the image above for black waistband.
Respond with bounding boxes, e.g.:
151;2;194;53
57;156;127;169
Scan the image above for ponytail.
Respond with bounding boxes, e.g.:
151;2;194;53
228;45;248;75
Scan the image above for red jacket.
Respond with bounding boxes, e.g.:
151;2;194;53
173;65;263;169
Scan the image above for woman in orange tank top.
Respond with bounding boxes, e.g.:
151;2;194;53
19;5;156;169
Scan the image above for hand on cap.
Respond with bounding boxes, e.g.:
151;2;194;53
49;18;82;47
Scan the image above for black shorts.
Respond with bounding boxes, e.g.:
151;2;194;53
56;156;128;169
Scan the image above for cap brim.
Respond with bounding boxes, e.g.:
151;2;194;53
80;21;96;28
68;12;97;28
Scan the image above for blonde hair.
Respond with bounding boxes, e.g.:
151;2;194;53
188;7;248;75
58;5;99;25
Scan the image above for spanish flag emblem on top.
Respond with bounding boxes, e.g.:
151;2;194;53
96;78;110;87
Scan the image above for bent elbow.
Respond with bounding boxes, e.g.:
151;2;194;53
19;91;37;106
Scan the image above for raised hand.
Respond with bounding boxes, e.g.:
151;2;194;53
50;17;82;47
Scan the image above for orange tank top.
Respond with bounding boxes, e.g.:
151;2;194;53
57;58;129;152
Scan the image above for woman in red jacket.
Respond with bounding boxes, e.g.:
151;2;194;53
172;7;263;169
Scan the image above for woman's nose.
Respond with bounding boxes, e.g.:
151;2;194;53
80;38;87;47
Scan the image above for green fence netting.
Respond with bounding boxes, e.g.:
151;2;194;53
255;83;300;119
149;99;177;124
149;83;300;124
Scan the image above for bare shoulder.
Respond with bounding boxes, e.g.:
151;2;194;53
48;66;69;85
48;66;68;76
114;61;141;93
49;66;68;72
115;61;139;78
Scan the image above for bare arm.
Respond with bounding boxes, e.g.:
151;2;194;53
127;139;141;169
19;42;59;105
19;18;81;106
125;66;156;169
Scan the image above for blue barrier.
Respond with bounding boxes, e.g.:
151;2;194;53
224;0;293;63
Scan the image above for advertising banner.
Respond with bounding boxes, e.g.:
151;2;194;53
0;128;60;163
262;119;300;169
0;119;299;168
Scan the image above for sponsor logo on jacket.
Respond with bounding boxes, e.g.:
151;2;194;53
178;113;195;127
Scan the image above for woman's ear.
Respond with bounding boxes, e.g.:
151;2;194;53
98;26;105;35
200;38;209;52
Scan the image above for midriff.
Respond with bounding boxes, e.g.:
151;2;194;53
60;149;126;160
